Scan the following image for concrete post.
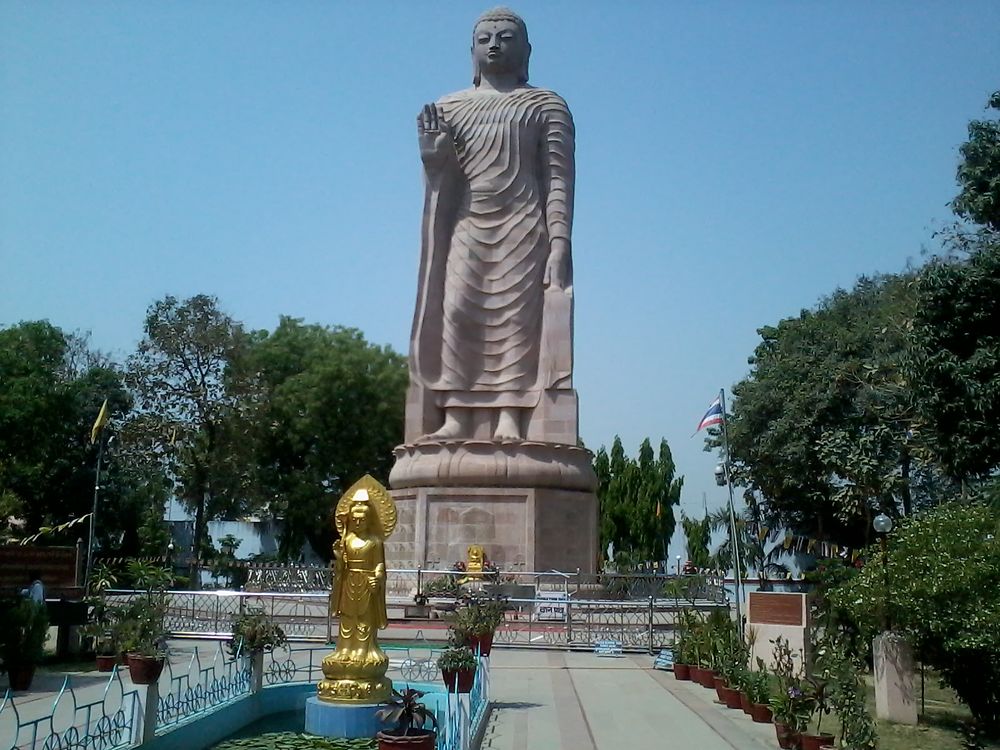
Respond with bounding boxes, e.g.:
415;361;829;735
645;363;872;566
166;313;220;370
873;631;917;725
136;680;160;744
251;651;264;693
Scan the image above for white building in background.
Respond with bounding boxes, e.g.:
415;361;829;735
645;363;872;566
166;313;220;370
163;497;321;585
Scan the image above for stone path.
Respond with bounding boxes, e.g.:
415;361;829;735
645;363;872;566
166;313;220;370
481;650;778;750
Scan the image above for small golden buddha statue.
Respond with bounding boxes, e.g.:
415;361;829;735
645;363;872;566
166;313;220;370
318;475;396;704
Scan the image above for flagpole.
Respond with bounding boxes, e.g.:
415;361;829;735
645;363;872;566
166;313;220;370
718;388;746;640
86;434;104;590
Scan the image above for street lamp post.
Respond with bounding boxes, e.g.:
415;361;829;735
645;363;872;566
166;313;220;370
873;513;894;631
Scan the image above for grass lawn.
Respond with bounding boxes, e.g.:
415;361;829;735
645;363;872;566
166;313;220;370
803;671;1000;750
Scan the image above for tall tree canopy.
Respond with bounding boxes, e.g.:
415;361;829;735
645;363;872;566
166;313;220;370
723;275;942;545
0;321;137;548
953;91;1000;231
595;436;683;564
244;318;407;560
124;295;258;580
907;227;1000;484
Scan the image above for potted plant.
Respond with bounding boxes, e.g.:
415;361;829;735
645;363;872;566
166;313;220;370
745;667;773;723
226;607;287;657
769;637;810;749
799;677;834;750
452;595;505;656
121;561;172;685
437;644;478;693
375;687;438;750
83;618;121;672
0;597;49;691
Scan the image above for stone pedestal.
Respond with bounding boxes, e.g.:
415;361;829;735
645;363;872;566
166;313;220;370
873;632;918;725
388;439;598;573
304;696;384;738
386;485;598;573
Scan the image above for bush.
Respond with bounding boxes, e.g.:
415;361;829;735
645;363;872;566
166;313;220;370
0;598;49;671
226;608;286;658
830;502;1000;734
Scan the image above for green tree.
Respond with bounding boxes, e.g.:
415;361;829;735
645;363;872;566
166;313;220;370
595;436;682;564
245;318;407;560
830;503;1000;735
953;91;1000;231
0;322;132;546
723;275;934;545
681;513;711;569
125;295;258;582
907;227;1000;485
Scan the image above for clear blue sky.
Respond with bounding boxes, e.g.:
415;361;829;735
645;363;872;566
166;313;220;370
2;2;998;560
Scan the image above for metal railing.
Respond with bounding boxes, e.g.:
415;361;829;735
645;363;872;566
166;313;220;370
103;589;731;653
0;670;140;750
1;642;488;750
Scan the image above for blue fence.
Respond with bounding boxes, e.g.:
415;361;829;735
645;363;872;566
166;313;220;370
1;643;490;750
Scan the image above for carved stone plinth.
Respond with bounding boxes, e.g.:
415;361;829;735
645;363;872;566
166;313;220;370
386;484;598;574
388;439;597;491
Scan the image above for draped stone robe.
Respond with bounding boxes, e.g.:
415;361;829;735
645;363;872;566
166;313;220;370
409;86;575;420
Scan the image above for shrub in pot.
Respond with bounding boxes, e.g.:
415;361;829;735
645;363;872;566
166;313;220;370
769;637;811;750
744;667;773;723
437;645;478;693
120;561;172;685
0;597;49;691
452;595;505;656
375;687;438;750
82;562;121;670
226;608;287;658
798;677;833;750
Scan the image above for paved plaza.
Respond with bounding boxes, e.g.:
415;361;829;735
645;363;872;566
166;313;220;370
483;650;777;750
3;644;779;750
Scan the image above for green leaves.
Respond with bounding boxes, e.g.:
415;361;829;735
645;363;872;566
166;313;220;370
953;91;1000;231
595;436;682;563
830;503;1000;731
212;733;378;750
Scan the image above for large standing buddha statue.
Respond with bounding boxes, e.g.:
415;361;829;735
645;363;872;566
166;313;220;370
388;7;598;576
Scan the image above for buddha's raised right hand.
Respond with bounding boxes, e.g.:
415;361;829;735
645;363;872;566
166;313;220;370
417;103;456;171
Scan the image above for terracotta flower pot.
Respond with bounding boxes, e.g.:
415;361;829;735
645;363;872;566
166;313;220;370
799;733;834;750
376;729;437;750
7;664;36;691
774;722;800;750
126;654;165;685
713;675;727;702
750;703;773;723
441;667;475;693
721;686;743;709
740;691;752;715
96;654;120;672
466;632;494;657
673;663;691;680
697;668;716;688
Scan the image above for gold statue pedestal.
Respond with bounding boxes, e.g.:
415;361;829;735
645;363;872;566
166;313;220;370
318;648;391;704
305;476;398;739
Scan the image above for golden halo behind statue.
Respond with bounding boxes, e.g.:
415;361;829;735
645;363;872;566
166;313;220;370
334;474;397;537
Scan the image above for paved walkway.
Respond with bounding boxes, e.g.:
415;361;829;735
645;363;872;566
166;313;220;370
4;645;780;750
482;650;778;750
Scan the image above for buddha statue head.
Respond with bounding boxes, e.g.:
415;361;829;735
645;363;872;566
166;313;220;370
346;489;381;535
471;7;530;86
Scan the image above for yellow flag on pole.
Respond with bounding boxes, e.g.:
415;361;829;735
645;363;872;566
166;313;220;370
90;399;109;444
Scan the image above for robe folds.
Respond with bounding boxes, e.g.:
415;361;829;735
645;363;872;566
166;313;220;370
410;86;575;409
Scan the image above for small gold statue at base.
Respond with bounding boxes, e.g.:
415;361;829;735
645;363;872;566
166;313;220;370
318;475;397;704
457;544;486;586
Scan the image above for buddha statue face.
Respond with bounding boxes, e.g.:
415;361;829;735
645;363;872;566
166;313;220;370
471;10;530;85
348;500;372;532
